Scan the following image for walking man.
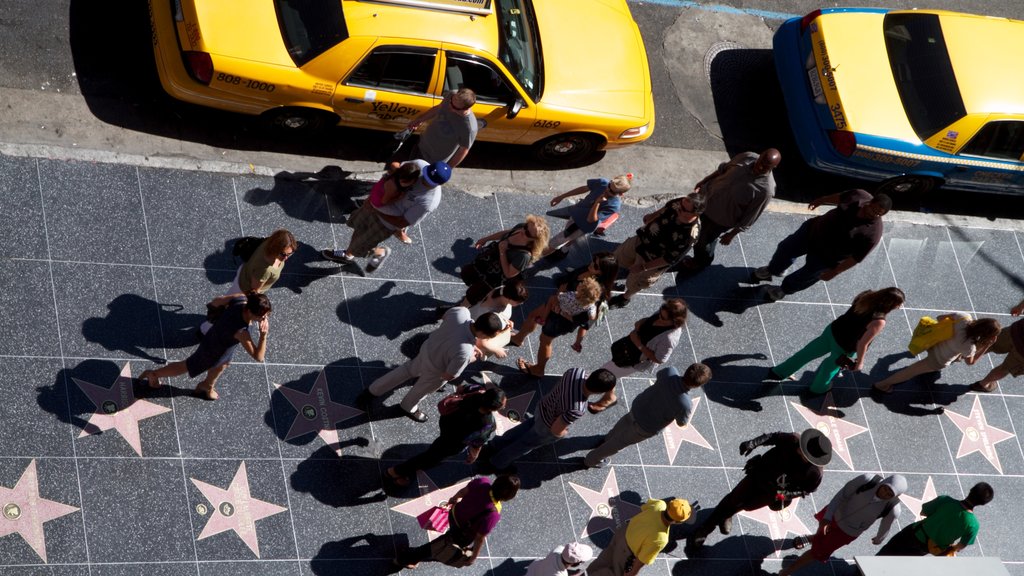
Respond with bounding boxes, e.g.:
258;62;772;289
675;149;779;277
970;298;1024;392
686;429;831;551
358;309;503;422
321;160;450;273
609;194;704;309
780;474;906;576
583;363;711;468
877;482;993;556
405;88;478;167
747;189;890;302
588;498;692;576
480;368;617;472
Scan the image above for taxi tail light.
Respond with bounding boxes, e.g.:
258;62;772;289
828;130;856;157
184;51;213;85
800;10;822;32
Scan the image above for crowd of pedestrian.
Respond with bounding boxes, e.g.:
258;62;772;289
134;89;1022;574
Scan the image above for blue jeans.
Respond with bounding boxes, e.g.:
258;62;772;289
488;416;559;470
690;214;731;268
767;219;836;295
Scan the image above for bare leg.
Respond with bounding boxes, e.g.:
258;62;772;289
874;358;935;392
533;334;555;374
140;361;189;389
974;365;1010;392
195;363;229;401
510;304;547;347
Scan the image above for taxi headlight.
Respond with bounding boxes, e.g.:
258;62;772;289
619;124;649;139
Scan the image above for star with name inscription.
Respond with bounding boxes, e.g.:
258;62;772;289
944;395;1015;474
0;460;79;563
737;497;812;556
191;462;287;558
898;476;938;521
274;369;364;456
568;468;641;538
663;395;713;464
790;392;868;469
391;471;472;538
495;391;534;436
73;361;171;456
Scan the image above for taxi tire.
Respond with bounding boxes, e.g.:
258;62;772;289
264;107;339;134
876;175;939;196
532;133;602;165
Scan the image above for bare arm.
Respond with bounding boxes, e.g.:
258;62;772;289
853;319;886;370
550;185;589;206
586;192;608;223
407;104;441;129
237;318;269;362
474;230;509;249
448;145;470;168
549;415;570;437
808;193;843;210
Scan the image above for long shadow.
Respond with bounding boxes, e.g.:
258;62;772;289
337;281;442;338
81;294;205;363
275;242;346;295
311;533;399;568
432;237;477;279
242;171;370;224
292;445;388;508
701;353;771;412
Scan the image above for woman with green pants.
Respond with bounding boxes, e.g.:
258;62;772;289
769;287;905;394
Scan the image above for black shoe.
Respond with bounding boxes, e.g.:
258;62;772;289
744;266;773;284
685;535;706;553
608;294;630;309
765;368;783;381
354;389;374;410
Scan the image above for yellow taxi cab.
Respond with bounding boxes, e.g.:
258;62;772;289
774;8;1024;194
148;0;654;163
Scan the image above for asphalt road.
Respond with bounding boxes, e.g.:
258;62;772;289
1;0;1023;220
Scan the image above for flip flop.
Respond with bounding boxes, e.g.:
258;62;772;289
516;358;541;379
395;230;413;244
587;399;618;414
191;387;219;401
366;246;392;273
969;381;995;393
138;370;160;389
403;409;428;423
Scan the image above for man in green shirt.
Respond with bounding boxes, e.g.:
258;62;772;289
877;482;993;556
588;498;692;576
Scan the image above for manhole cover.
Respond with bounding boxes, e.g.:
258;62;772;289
704;41;745;82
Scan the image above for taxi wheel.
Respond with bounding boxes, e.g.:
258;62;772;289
876;175;939;196
264;108;338;134
533;133;602;164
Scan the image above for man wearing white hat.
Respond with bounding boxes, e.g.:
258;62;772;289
589;498;693;576
525;541;593;576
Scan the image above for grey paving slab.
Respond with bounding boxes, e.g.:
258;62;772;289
2;357;76;457
0;154;47;260
0;259;60;358
884;222;974;311
341;277;440;369
90;564;198;576
201;561;302;576
260;273;355;367
948;227;1024;314
38;159;150;265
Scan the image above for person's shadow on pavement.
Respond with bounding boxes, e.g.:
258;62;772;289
82;294;205;363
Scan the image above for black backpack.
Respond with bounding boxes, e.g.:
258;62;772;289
232;236;264;262
855;475;899;518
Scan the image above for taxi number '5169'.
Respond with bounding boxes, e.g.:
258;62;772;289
216;73;276;93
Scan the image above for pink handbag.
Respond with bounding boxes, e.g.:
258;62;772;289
417;506;450;532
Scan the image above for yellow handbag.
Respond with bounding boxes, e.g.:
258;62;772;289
908;315;962;355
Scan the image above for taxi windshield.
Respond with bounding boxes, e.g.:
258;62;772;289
883;12;966;140
494;0;542;101
274;0;349;66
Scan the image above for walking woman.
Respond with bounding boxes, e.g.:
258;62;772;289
769;287;905;394
588;298;688;414
511;277;602;378
385;385;506;486
873;314;1000;393
141;292;271;400
460;215;549;306
201;229;293;333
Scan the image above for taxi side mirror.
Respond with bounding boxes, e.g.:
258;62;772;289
506;98;524;120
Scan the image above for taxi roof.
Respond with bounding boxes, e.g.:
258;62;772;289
341;0;498;55
926;10;1024;115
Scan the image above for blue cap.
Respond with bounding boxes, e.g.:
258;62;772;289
422;161;451;186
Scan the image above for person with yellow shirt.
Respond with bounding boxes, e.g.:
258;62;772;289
588;498;692;576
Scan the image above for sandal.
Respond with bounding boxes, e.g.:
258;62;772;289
192;386;219;401
394;229;413;244
969;381;996;393
366;246;392;273
516;358;541;379
403;409;428;423
386;467;411;486
587;399;618;414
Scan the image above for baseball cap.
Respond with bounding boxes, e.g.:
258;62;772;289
561;542;593;564
422;161;451;186
800;428;833;466
666;498;692;522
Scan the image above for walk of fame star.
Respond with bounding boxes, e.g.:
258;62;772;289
945;395;1015;473
898;476;937;521
391;471;473;538
0;460;79;563
663;395;712;464
274;369;364;456
73;361;171;456
190;462;287;558
568;468;641;538
790;392;868;470
495;391;534;436
737;498;812;556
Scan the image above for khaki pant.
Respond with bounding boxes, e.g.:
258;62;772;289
588;523;635;576
613;236;668;297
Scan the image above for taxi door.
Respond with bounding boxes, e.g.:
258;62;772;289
946;117;1024;193
438;50;535;144
332;42;442;132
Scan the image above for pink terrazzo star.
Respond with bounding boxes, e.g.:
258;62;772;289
495;391;534;436
663;395;713;464
898;476;938;521
568;468;641;538
737;497;812;557
790;392;868;470
944;395;1015;474
274;369;364;456
73;361;171;456
0;460;79;563
391;471;472;539
191;461;287;558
